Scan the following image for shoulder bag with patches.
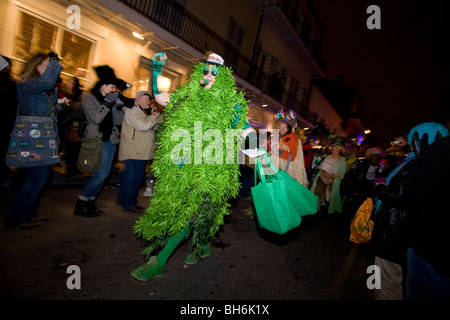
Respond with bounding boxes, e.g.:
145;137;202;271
5;96;60;168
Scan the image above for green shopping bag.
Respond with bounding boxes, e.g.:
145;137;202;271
276;169;318;217
251;152;318;234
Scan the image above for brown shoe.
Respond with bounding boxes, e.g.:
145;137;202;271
125;206;144;213
32;216;48;222
19;221;42;229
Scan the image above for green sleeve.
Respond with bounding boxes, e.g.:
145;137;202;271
231;103;250;129
152;53;166;95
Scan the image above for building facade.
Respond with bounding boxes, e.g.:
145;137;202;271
1;0;333;132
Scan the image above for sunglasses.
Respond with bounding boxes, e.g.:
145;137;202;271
203;65;219;77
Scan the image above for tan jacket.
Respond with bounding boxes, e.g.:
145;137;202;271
118;102;162;161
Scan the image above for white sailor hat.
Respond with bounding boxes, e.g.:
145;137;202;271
205;53;224;66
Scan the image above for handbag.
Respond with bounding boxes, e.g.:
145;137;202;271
5;114;60;168
77;137;102;172
251;152;318;234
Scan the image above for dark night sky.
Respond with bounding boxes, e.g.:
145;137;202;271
311;0;450;149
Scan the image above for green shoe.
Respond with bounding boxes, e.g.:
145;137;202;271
130;256;165;281
184;244;211;264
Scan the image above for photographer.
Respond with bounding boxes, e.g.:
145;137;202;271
4;52;62;228
118;91;162;213
74;65;124;217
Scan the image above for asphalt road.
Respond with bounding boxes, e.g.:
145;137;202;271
0;172;375;310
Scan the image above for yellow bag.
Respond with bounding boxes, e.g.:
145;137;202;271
350;198;374;244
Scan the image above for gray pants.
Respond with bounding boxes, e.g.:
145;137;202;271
374;256;403;300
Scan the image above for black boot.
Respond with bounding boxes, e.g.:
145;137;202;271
74;199;99;217
88;199;103;214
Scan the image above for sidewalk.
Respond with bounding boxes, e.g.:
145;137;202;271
0;171;374;300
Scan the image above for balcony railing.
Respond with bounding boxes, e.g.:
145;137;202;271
118;0;310;113
118;0;272;89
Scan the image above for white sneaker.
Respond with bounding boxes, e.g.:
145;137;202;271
143;188;153;197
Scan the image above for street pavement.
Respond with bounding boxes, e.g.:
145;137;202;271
0;170;375;306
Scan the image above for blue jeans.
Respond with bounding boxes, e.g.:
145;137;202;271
118;159;147;209
5;166;51;225
406;247;450;300
79;141;116;200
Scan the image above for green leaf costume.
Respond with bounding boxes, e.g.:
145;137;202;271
131;53;249;281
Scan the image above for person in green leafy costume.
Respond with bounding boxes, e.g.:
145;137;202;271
130;52;255;281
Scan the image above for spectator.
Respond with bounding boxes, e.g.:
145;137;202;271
372;122;449;299
0;55;18;188
118;91;162;213
302;137;312;172
404;124;450;299
310;137;347;214
63;77;84;175
4;52;63;228
74;65;124;217
365;153;381;182
142;97;164;198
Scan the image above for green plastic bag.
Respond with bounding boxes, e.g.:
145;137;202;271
251;152;319;234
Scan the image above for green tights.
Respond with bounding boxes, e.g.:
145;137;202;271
130;227;189;281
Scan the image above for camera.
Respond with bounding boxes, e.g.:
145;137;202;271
390;140;401;146
48;51;59;61
118;93;135;108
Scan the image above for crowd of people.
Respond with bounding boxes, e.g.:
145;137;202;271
248;118;450;300
1;51;449;299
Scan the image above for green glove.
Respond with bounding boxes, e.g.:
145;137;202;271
152;52;166;95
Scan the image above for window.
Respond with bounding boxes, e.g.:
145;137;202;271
226;16;245;50
131;56;182;97
13;12;57;63
60;31;92;77
11;11;93;85
132;56;152;97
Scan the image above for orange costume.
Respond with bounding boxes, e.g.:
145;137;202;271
273;109;309;187
280;131;299;161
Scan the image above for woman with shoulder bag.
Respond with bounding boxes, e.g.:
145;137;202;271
74;66;124;217
4;52;63;229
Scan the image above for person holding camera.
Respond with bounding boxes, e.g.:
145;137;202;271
4;52;63;228
74;66;124;217
117;91;162;213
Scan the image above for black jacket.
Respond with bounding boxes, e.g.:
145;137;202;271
405;135;450;277
371;160;414;266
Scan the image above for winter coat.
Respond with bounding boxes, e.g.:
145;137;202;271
16;59;62;117
118;103;162;161
405;136;450;277
371;160;414;265
81;92;123;144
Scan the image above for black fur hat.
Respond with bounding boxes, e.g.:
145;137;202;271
94;65;118;85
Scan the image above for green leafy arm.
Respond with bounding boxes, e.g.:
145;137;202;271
152;52;171;106
232;103;256;149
